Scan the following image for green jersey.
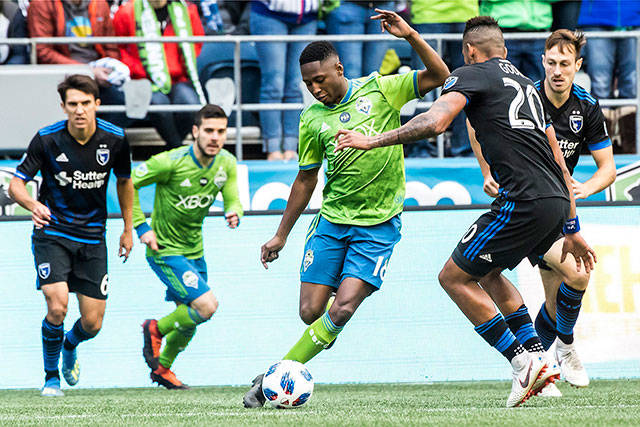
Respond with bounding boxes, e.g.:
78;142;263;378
299;71;420;226
132;145;243;259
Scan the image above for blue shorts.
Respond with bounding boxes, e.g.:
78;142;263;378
300;214;402;290
147;255;209;304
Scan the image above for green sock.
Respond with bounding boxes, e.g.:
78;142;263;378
283;312;343;364
157;304;206;336
159;326;196;369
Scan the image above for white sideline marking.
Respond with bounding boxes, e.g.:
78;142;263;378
2;404;640;421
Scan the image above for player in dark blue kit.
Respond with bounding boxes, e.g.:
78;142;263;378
9;75;133;397
479;30;615;395
335;17;597;407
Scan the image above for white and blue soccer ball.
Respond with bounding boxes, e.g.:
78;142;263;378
262;360;314;409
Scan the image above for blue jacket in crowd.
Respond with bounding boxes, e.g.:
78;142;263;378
579;0;640;28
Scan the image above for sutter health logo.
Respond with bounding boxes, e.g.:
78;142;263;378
54;171;108;189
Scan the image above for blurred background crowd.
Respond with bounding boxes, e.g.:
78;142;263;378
1;0;639;160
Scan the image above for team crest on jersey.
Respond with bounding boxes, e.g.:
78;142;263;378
303;249;314;272
182;271;199;289
339;112;351;123
355;97;372;115
136;163;148;177
214;167;227;189
443;76;458;90
569;114;583;134
38;263;50;279
96;148;110;166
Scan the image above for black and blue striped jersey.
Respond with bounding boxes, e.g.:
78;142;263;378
441;58;568;202
534;81;611;175
15;118;131;243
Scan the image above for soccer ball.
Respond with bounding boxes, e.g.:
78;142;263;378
262;360;314;409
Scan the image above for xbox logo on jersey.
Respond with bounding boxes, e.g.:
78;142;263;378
175;194;215;209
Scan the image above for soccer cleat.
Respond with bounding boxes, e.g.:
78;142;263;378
142;319;162;371
243;374;266;408
530;351;561;396
41;377;64;397
61;347;80;386
556;340;589;387
150;365;190;390
506;352;546;408
538;382;563;397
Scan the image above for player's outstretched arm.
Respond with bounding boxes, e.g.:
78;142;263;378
371;9;449;96
335;92;466;152
261;168;319;269
573;145;615;199
467;120;499;198
8;176;51;228
546;126;597;273
116;177;134;262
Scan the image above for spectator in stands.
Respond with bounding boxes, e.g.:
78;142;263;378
324;1;393;80
551;0;581;31
0;0;28;64
409;0;477;157
113;0;206;150
250;0;319;161
27;0;128;124
480;0;551;82
579;0;640;100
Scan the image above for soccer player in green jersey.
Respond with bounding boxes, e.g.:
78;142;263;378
133;104;243;389
243;9;449;407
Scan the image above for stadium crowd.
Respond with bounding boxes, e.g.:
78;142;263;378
1;0;639;159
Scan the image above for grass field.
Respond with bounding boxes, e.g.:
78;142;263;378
1;379;639;426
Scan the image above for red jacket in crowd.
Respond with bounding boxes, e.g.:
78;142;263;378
113;0;204;84
27;0;119;64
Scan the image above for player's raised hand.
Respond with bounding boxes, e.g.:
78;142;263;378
483;175;500;198
571;177;589;199
371;9;413;39
261;235;286;269
561;232;597;273
334;129;374;152
31;201;51;228
140;229;159;252
225;212;239;229
119;229;133;263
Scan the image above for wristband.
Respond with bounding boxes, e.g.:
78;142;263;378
135;222;152;238
563;216;580;234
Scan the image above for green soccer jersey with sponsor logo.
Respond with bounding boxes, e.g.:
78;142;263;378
299;71;420;226
132;145;243;259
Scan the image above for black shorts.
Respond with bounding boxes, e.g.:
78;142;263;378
452;196;569;278
31;229;109;300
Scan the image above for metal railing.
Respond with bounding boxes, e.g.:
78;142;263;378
1;31;639;160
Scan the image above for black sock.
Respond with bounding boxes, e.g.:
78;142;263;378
504;304;545;353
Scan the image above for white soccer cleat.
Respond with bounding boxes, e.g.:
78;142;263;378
556;340;589;387
506;352;545;408
41;377;64;397
538;382;563;397
530;351;561;396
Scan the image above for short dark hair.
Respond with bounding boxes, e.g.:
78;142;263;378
57;74;99;102
545;29;586;59
462;16;505;56
299;41;339;66
463;16;500;36
194;104;227;127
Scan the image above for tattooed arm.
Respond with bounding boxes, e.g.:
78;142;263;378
334;92;467;151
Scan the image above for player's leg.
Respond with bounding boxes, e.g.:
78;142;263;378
32;230;73;396
538;238;591;387
40;283;69;397
298;282;334;325
534;265;561;350
59;240;109;387
145;256;211;389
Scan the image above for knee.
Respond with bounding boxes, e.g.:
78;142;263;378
47;304;67;325
563;270;590;292
194;296;218;321
299;302;324;325
81;314;103;336
328;301;355;327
